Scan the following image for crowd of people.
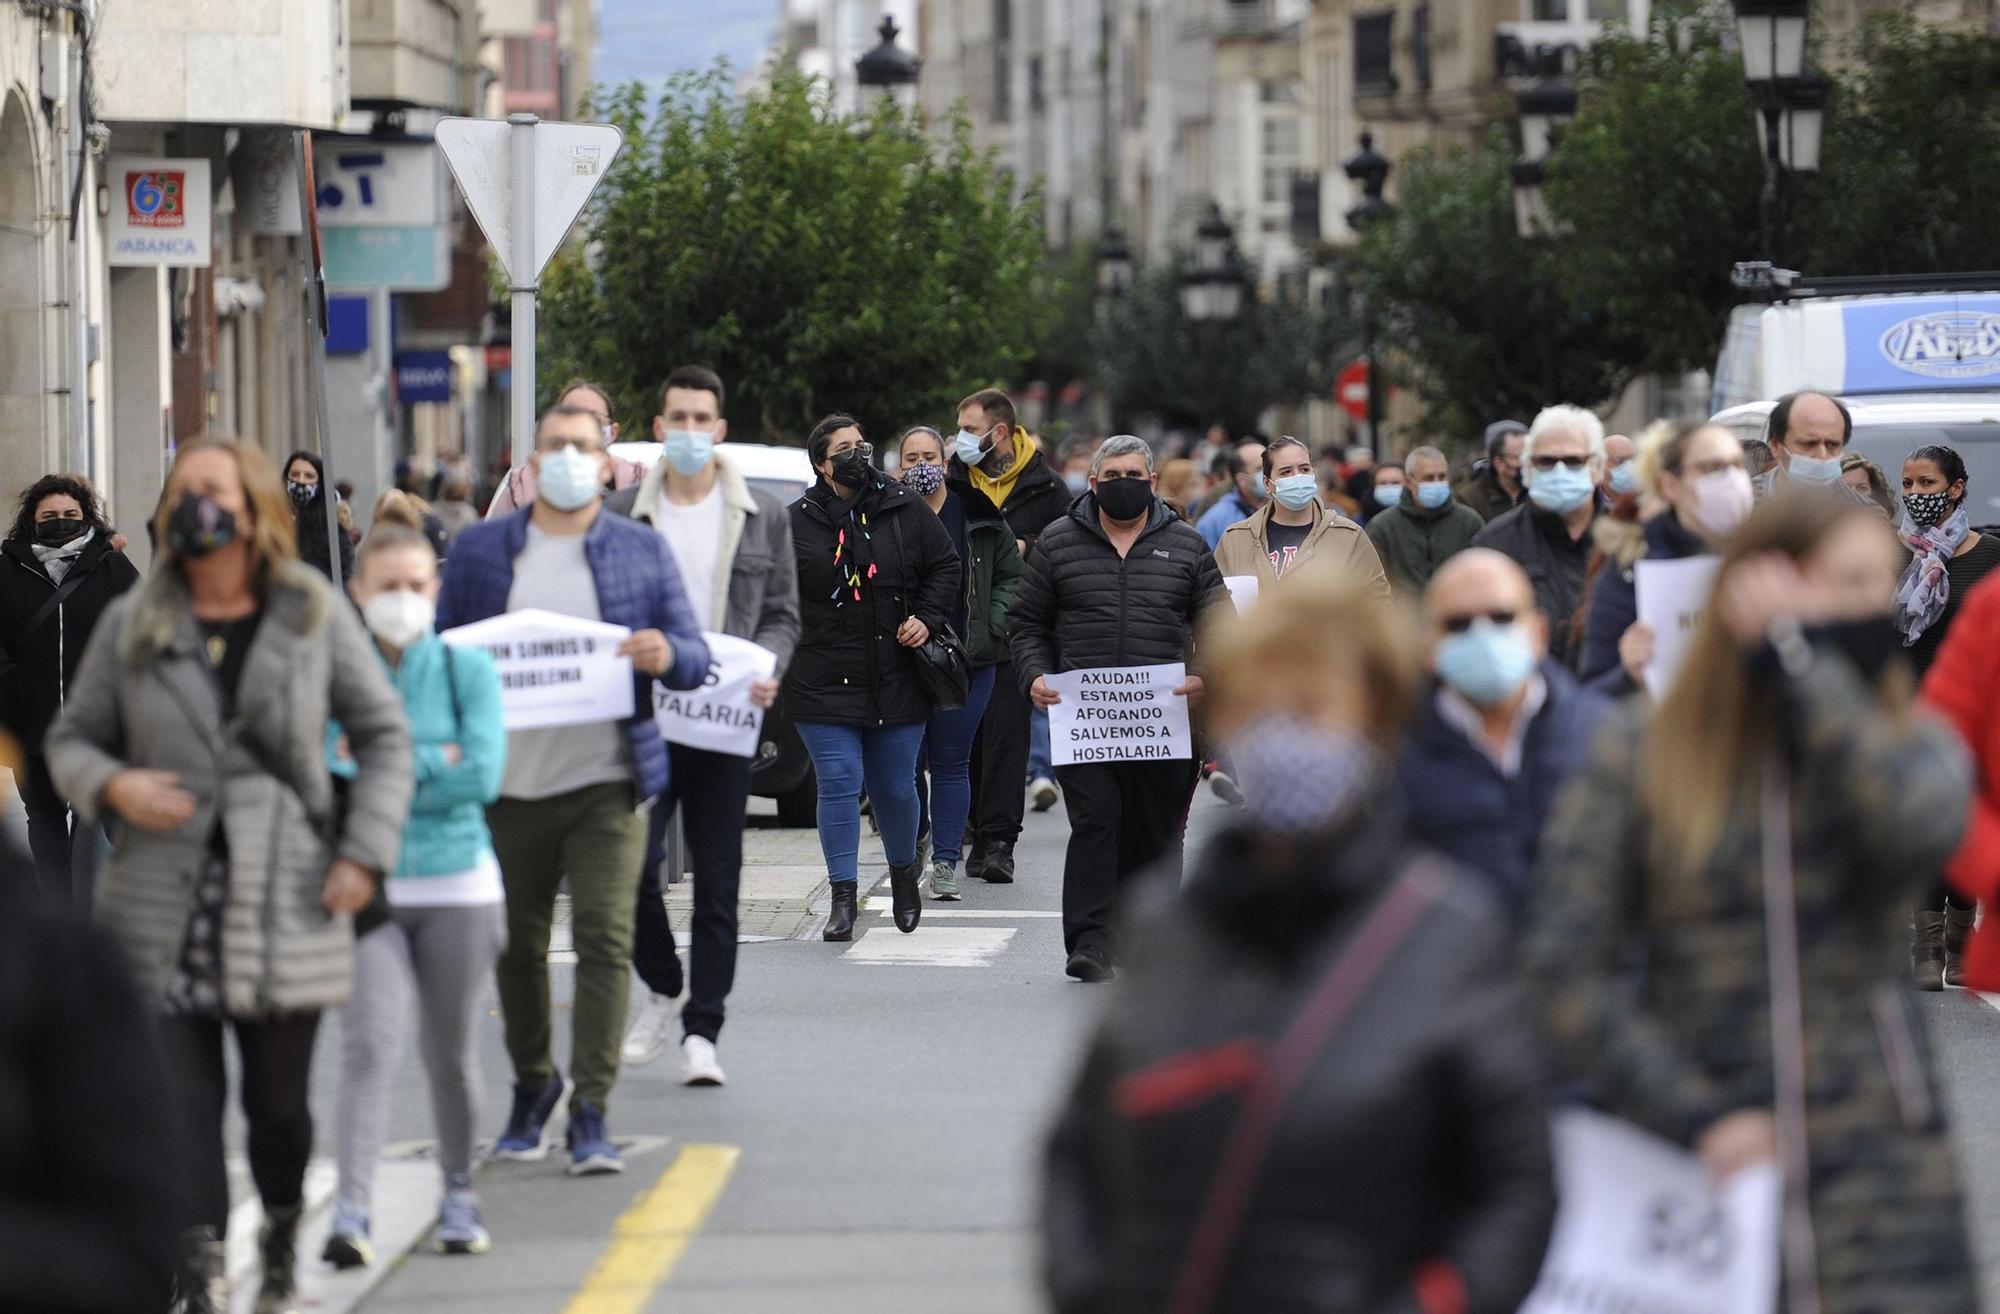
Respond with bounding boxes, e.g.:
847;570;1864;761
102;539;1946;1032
4;374;1999;1314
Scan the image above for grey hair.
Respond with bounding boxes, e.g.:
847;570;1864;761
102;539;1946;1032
1523;404;1606;478
1404;445;1448;475
1090;434;1154;477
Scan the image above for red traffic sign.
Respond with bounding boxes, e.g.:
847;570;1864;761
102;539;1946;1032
1336;359;1371;422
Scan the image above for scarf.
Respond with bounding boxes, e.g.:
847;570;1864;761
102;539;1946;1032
31;528;94;586
1895;506;1969;645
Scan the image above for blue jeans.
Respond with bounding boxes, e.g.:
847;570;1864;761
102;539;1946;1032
795;720;928;884
1028;706;1053;781
915;665;998;868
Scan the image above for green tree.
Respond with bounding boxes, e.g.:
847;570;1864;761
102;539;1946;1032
538;67;1047;443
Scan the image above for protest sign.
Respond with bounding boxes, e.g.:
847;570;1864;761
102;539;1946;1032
1636;556;1721;700
441;608;633;730
655;631;778;759
1223;575;1260;615
1046;663;1194;766
1522;1108;1779;1314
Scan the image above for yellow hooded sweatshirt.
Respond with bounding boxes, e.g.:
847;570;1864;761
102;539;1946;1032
969;428;1039;508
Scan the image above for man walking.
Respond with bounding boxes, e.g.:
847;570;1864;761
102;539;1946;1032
950;388;1069;884
437;403;711;1175
1366;445;1487;598
1194;438;1269;549
1012;436;1228;983
1456;420;1528;523
608;366;799;1088
1471;406;1605;664
1757;390;1865;500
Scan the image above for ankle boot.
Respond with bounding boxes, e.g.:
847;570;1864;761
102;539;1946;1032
1945;905;1977;988
823;882;858;942
1912;911;1947;991
255;1202;303;1314
889;860;922;934
172;1227;227;1314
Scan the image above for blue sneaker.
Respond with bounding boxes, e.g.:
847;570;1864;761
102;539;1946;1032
566;1098;624;1176
321;1198;373;1269
435;1184;491;1256
493;1074;570;1161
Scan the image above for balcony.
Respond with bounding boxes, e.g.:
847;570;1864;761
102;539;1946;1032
94;0;347;128
349;0;481;114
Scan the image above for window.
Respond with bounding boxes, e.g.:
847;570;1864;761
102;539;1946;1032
1411;3;1432;93
1530;0;1567;18
1261;116;1301;159
994;0;1013;123
1354;11;1398;96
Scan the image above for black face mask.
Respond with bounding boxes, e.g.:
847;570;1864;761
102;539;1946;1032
1806;616;1903;683
287;479;319;507
1094;476;1154;522
166;492;238;560
33;518;87;547
830;451;875;491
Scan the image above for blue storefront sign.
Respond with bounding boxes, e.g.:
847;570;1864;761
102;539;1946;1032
1842;295;2000;394
326;296;370;354
322;225;449;291
395;350;454;405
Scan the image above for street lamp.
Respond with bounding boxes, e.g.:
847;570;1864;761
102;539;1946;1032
1732;0;1820;268
1732;0;1807;83
1180;203;1244;323
1511;76;1575;405
1342;134;1394;455
855;15;922;113
1096;226;1134;296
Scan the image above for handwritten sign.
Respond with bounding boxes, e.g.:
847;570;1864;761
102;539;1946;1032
1635;557;1721;699
655;632;778;759
441;609;633;730
1046;663;1194;766
1523;1109;1779;1314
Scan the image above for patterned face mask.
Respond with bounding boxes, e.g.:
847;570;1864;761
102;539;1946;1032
1222;715;1379;840
902;461;947;497
1904;488;1956;527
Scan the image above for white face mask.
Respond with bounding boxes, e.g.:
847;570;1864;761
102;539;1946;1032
362;589;436;650
1687;467;1755;539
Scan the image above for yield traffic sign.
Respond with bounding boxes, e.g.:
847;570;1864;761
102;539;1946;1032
434;116;624;286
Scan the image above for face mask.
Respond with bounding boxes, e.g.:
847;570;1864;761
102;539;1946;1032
1805;616;1901;683
1434;620;1538;707
831;450;875;490
287;480;318;506
662;428;716;477
1225;716;1379;840
1272;474;1319;512
1372;485;1404;510
1065;471;1089;496
33;518;87;547
537;445;604;512
954;428;993;466
1609;463;1637;495
1240;478;1269;505
1416;481;1453;510
361;590;435;650
167;492;238;559
1094;476;1154;522
1527;463;1595;514
902;461;946;497
1688;467;1755;539
1785;451;1843;487
1905;488;1956;527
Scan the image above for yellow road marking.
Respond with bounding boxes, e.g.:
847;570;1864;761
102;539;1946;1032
561;1144;741;1314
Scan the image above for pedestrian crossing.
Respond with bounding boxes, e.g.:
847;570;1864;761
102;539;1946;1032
842;925;1020;967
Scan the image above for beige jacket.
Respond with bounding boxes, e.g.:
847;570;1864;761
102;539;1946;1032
1212;501;1390;599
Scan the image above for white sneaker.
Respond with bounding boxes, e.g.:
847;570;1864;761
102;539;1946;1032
680;1035;727;1087
620;992;685;1067
1029;776;1059;813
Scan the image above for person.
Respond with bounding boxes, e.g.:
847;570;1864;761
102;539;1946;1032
1395;550;1610;921
432;473;481;545
371;488;450;560
949;388;1069;886
1194;438;1269;549
896;425;1022;900
1042;569;1556;1314
45;438;413;1314
1603;432;1638;498
436;402;711;1176
323;522;507;1268
1840;452;1896;519
1157;457;1202;519
1056;440;1094;499
1524;496;1977;1310
607;365;800;1085
284;449;355;585
1757;390;1866;502
786;415;960;940
1013;436;1229;982
1455;419;1527;523
1213;435;1389;597
1361;462;1407;526
483;379;647;518
1893;444;2000;990
1743;437;1776;483
1471;405;1604;664
1923;572;2000;993
0;474;140;901
1365;445;1486;599
1576;421;1754;696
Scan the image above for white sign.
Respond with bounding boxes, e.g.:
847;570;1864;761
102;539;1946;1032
1523;1109;1780;1314
106;157;212;267
1223;575;1260;615
1046;663;1194;766
655;632;778;759
313;140;443;227
1635;556;1721;700
440;609;634;730
434;117;624;283
235;137;300;235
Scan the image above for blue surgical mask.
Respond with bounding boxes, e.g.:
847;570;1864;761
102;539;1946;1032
1065;471;1089;496
1528;463;1595;514
1609;462;1637;495
537;445;604;512
1434;620;1538;707
662;428;716;476
1372;485;1404;510
1416;481;1453;510
1786;451;1843;487
955;427;993;466
1272;473;1319;512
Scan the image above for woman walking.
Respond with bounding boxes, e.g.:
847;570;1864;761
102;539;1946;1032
46;439;412;1314
323;522;507;1268
284;449;355;586
899;425;1021;900
1043;570;1556;1314
0;473;140;902
1524;496;1976;1311
785;415;960;940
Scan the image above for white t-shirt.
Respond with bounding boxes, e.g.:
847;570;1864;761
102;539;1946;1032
500;524;630;800
656;483;726;630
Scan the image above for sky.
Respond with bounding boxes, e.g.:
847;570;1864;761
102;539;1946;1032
592;0;779;91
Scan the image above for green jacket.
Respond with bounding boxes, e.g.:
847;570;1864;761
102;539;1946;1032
1454;468;1521;524
1365;491;1487;599
949;480;1024;667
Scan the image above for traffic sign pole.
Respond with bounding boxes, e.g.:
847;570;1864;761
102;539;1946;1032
509;113;539;469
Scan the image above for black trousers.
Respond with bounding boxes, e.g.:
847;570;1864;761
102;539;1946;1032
1054;757;1201;959
154;1011;321;1236
633;744;752;1043
970;658;1031;850
19;751;74;906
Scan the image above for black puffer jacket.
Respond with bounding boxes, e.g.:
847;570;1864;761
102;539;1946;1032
1043;804;1557;1314
0;534;141;750
1010;494;1228;691
948;442;1070;551
784;474;961;727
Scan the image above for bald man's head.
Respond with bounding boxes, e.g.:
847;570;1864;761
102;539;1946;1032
1423;549;1548;665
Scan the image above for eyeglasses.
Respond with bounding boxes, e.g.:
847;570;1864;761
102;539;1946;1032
1440;610;1518;634
1529;454;1591;473
829;441;874;460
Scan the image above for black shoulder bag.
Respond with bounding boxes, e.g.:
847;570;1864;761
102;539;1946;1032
891;512;972;711
0;565;92;684
353;645;464;937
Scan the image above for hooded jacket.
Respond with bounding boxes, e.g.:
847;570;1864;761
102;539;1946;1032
1364;490;1488;599
948;435;1069;554
0;532;140;751
1214;501;1390;599
942;476;1025;667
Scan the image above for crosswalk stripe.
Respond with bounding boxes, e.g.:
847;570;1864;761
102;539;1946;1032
842;926;1017;967
873;908;1064;918
560;1144;742;1314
